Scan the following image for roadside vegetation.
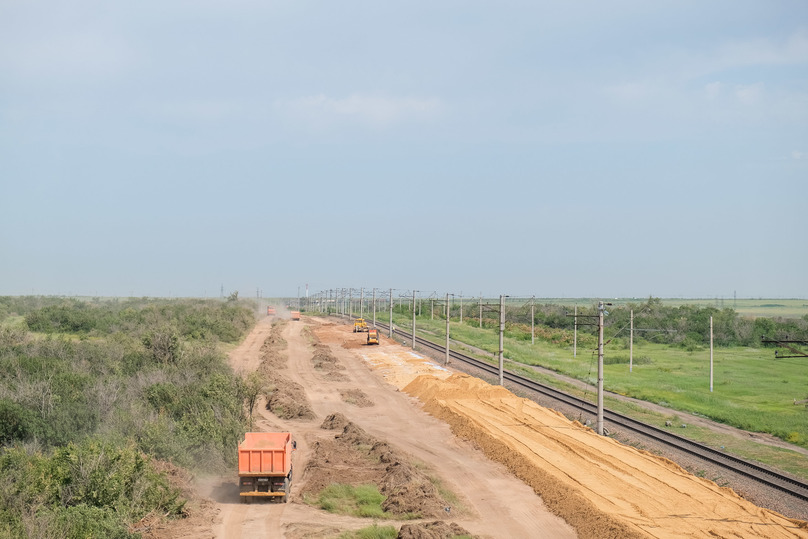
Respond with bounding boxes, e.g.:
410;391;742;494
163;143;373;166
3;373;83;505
376;297;808;456
0;296;255;537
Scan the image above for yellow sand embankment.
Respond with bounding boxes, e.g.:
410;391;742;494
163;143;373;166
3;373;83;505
404;373;808;539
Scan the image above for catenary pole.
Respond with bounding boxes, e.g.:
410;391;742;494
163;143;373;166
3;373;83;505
710;316;714;392
499;295;505;386
388;288;393;338
445;293;450;365
630;309;634;373
597;301;605;436
411;290;416;350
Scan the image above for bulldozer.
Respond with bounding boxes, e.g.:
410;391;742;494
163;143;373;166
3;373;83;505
353;318;368;333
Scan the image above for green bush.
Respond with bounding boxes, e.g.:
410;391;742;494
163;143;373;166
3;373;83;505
0;440;184;537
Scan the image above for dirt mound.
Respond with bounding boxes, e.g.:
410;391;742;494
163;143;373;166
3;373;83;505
259;320;288;369
341;339;364;349
284;523;343;539
255;319;316;420
311;343;348;381
300;420;453;520
380;461;446;518
340;388;373;407
265;377;316;420
336;422;376;446
397;521;473;539
321;412;350;430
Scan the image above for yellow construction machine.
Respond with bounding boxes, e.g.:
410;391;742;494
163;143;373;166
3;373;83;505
353;318;368;332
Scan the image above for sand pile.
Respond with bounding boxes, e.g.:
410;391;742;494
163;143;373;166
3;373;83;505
404;373;808;539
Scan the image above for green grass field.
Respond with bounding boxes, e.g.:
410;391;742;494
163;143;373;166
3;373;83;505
475;297;808;319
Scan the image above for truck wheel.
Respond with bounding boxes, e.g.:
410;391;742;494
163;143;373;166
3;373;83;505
283;478;290;503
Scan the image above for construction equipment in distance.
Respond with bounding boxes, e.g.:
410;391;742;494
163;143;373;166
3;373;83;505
238;432;293;503
290;311;300;321
353;318;369;332
267;306;276;316
367;328;380;345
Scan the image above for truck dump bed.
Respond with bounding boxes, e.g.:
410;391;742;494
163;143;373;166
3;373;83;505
238;432;291;476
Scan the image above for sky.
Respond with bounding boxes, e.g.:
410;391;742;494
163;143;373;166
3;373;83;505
1;1;806;300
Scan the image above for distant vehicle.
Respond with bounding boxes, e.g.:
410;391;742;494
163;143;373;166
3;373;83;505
353;318;369;333
290;311;300;321
267;306;276;316
367;328;380;345
238;432;293;503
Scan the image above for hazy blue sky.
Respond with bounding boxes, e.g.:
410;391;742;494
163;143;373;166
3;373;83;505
1;1;806;299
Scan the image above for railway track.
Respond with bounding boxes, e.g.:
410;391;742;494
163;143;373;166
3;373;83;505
369;319;808;504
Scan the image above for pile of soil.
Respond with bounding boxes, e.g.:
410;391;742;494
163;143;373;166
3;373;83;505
265;377;316;420
320;412;350;430
258;321;316;420
259;320;288;369
341;339;365;349
300;418;451;519
397;521;472;539
311;342;348;381
339;388;373;407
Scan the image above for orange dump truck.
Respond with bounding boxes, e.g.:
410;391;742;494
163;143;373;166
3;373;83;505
267;306;276;316
290;311;300;321
238;432;293;503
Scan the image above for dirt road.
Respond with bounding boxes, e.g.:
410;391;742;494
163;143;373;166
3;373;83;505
196;316;575;538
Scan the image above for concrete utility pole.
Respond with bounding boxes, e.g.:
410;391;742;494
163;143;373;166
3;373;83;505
499;295;506;386
573;305;578;358
597;301;606;436
445;292;450;365
531;296;535;345
431;299;434;320
710;316;714;392
479;294;483;328
372;288;377;327
388;288;393;338
459;293;463;323
411;290;416;350
360;288;364;318
348;288;352;318
630;309;634;373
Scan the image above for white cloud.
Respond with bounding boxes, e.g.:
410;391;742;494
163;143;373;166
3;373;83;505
276;94;442;129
